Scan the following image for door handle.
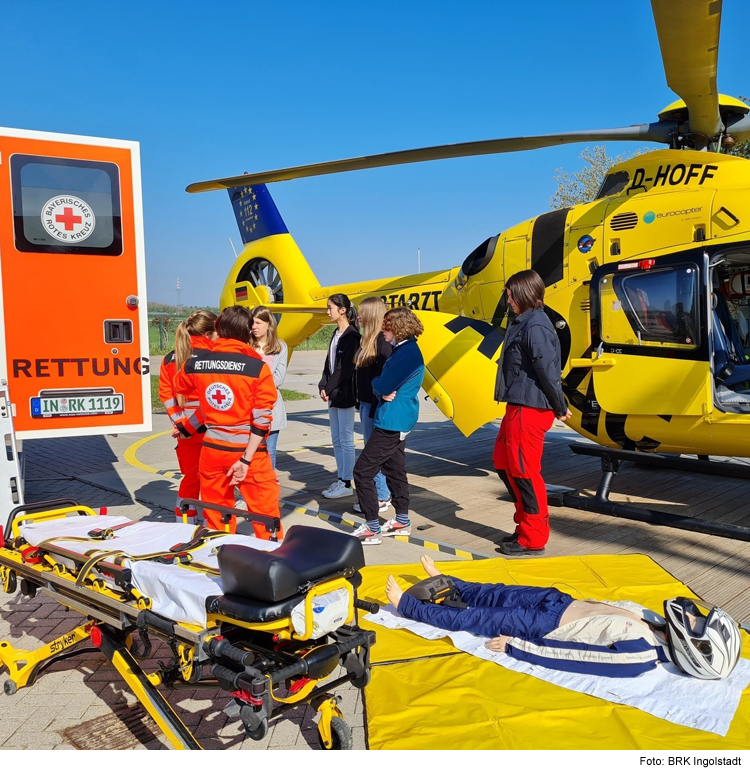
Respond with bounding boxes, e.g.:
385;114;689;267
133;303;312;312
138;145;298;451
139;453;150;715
570;357;617;368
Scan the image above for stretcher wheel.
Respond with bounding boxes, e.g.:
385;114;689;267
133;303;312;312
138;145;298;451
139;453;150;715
2;570;17;595
245;718;268;741
4;680;17;696
350;668;370;689
183;662;203;683
317;717;352;751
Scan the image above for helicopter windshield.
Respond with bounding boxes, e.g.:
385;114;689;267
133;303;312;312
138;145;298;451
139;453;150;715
596;170;630;200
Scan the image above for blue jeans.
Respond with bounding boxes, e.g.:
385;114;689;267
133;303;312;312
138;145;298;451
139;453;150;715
359;402;390;502
266;430;279;470
328;405;355;481
399;580;573;640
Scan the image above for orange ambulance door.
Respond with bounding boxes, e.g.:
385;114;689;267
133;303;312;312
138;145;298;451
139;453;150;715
0;128;150;439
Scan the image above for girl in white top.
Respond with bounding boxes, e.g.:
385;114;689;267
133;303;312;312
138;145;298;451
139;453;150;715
250;306;288;470
318;294;361;499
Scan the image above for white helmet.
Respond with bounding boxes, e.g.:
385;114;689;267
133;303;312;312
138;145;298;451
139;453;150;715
663;597;742;681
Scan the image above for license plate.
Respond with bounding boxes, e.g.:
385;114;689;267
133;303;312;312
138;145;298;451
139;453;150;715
30;393;125;418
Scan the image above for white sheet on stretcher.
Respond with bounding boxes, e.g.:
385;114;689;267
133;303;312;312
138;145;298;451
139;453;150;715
366;605;750;736
21;515;278;629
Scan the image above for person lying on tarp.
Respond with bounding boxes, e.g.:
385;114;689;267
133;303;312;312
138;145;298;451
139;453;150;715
385;557;742;680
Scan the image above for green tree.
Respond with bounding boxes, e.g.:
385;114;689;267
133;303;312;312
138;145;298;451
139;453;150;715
548;146;651;209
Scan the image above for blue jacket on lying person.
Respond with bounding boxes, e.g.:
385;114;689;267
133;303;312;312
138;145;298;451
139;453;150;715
372;337;425;433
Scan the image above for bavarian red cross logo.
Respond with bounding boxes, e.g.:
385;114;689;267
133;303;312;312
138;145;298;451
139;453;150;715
206;382;234;411
41;195;96;243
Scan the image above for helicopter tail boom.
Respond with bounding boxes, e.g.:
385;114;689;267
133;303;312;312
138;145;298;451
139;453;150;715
219;184;323;350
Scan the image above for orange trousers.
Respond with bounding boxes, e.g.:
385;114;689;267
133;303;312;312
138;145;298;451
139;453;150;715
175;434;203;518
199;446;282;539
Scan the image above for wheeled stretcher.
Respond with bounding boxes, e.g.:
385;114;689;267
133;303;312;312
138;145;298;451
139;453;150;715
0;498;377;750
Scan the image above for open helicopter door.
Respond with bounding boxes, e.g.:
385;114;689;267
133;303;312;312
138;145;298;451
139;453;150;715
418;310;507;436
0;127;150;441
584;250;712;417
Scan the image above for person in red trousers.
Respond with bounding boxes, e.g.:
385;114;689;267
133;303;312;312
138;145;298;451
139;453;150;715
158;310;216;520
174;306;282;539
493;270;571;556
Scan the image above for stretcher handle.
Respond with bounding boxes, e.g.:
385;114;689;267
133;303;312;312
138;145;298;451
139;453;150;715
354;598;380;614
178;499;281;537
210;662;264;692
136;609;176;638
211;663;252;691
5;498;82;538
207;638;258;669
270;632;371;684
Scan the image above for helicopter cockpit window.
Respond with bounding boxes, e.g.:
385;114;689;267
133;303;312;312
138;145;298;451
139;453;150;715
599;264;700;350
596;171;629;200
461;235;499;278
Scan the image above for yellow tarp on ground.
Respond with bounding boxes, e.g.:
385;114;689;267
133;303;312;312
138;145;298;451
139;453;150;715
359;554;750;749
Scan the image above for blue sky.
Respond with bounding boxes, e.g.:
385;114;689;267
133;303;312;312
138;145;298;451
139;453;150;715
2;1;746;305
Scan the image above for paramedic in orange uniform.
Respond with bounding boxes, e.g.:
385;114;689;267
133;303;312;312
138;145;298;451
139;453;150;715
174;306;282;538
158;311;217;519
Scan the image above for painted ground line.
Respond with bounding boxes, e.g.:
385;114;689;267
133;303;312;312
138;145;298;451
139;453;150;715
280;498;491;561
123;431;491;560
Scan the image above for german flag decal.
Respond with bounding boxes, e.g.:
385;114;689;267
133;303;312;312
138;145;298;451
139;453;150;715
235;286;248;302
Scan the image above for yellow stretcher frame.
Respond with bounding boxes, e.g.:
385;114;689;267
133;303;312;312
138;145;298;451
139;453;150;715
0;499;376;750
358;555;750;750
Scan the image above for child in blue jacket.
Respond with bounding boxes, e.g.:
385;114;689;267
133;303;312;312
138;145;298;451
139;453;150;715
353;307;425;544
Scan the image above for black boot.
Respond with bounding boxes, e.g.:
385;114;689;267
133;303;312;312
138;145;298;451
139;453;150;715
499;539;545;556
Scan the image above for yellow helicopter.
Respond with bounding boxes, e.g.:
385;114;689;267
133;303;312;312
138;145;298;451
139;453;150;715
187;0;750;475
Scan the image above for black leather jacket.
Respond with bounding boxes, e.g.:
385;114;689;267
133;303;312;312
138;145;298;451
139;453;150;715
494;307;567;416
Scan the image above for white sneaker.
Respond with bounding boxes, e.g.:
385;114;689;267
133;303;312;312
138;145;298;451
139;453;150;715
381;517;411;537
353;500;392;514
322;480;354;499
321;479;341;496
352;523;382;545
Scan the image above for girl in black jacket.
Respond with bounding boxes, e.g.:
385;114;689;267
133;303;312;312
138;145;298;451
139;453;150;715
493;270;571;556
319;293;361;499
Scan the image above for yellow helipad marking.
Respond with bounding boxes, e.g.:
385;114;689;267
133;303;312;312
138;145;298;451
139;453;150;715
123;430;172;474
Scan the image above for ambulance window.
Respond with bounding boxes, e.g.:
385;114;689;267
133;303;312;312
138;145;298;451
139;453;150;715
11;155;123;255
599;264;699;349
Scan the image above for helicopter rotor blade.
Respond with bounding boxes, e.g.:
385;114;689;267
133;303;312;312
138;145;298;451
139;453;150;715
650;0;722;139
186;123;674;193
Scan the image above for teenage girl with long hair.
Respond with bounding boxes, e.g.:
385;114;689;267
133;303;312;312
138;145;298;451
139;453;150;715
159;310;217;519
353;297;392;513
250;306;288;470
352;307;424;544
493;269;571;556
319;293;361;499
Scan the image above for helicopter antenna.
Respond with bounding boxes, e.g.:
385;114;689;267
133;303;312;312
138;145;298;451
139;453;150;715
229;236;238;258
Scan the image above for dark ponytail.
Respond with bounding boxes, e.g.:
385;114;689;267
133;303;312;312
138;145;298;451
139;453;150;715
328;293;358;326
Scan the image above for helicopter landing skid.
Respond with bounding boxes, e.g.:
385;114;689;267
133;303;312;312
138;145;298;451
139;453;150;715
546;444;750;543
